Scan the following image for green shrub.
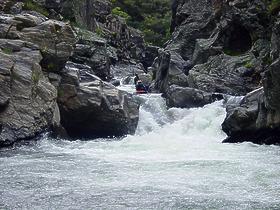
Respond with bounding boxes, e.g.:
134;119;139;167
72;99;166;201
244;61;253;69
95;27;104;36
223;49;243;56
1;48;13;55
269;0;280;14
263;55;273;65
112;7;131;21
23;0;49;17
31;69;41;84
111;0;171;47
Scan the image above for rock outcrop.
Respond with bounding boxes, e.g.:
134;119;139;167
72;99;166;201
154;0;269;96
0;2;142;147
151;0;280;145
0;39;58;147
222;15;280;145
166;85;223;108
58;78;139;138
21;19;76;72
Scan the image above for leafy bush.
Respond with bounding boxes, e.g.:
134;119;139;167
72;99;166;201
223;49;243;56
23;0;49;17
112;7;131;20
1;48;13;55
111;0;171;46
269;0;280;14
244;61;253;69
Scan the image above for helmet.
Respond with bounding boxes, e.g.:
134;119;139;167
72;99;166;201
137;80;142;84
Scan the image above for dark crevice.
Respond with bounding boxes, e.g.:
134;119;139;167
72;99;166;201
222;23;252;56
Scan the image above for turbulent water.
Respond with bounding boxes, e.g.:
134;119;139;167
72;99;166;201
1;85;280;209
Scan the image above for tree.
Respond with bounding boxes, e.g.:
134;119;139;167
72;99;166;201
111;0;171;46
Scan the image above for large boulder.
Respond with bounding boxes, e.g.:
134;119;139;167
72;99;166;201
70;0;112;31
0;39;58;147
0;12;76;72
153;50;190;93
222;88;262;137
166;85;224;108
57;74;139;138
222;88;280;145
20;19;76;72
188;53;260;95
168;0;216;61
71;28;111;81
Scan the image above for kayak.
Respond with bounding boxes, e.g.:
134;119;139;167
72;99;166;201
136;90;148;94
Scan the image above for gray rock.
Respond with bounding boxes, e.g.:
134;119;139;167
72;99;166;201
111;63;146;80
153;50;189;93
222;87;280;145
0;39;58;147
57;80;139;138
64;61;94;83
157;0;269;99
110;79;121;87
10;2;24;14
21;19;76;72
48;72;61;87
188;53;260;95
168;0;216;60
222;88;263;136
221;13;280;145
192;36;222;65
71;31;111;81
166;85;224;108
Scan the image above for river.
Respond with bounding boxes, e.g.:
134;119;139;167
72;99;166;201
0;85;280;209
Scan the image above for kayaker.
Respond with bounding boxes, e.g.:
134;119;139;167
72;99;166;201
136;80;148;94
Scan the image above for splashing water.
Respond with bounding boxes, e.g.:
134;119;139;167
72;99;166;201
0;90;280;209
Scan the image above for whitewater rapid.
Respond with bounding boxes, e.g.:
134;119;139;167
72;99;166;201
1;85;280;209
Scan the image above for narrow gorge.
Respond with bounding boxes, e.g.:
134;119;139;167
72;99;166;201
0;0;280;209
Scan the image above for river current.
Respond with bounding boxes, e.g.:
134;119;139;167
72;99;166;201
0;85;280;209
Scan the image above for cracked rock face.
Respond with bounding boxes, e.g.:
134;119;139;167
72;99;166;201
20;19;77;72
0;39;58;147
57;76;140;138
0;4;142;146
154;0;269;96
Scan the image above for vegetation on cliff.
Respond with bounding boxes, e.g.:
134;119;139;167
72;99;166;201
111;0;171;46
269;0;280;14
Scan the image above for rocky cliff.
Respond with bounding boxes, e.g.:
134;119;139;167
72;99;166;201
2;0;280;146
153;0;280;144
0;0;155;147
